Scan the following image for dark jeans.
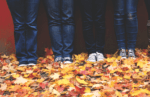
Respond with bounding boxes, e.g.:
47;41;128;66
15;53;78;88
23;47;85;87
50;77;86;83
7;0;40;64
145;0;150;20
113;0;138;50
43;0;75;58
80;0;107;54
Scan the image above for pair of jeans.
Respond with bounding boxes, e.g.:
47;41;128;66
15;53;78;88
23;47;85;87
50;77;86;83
43;0;75;58
80;0;107;54
113;0;138;50
145;0;150;20
7;0;40;64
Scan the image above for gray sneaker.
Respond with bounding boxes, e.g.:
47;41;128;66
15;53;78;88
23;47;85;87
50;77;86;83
119;49;127;59
87;53;96;62
128;49;135;58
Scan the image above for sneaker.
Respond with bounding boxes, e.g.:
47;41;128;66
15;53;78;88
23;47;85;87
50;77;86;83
128;49;135;58
19;64;28;67
96;52;104;61
87;53;96;62
28;63;36;66
119;49;127;59
28;60;37;66
63;57;73;64
54;57;63;62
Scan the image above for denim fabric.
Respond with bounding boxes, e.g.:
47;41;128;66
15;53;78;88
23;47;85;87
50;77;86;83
7;0;40;64
145;0;150;20
80;0;107;54
43;0;75;58
113;0;138;50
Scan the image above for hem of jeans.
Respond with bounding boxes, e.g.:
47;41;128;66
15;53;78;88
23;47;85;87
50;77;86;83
118;47;126;50
127;48;135;50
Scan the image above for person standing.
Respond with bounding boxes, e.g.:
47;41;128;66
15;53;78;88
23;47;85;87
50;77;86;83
43;0;75;64
145;0;150;52
113;0;139;58
80;0;107;62
6;0;40;66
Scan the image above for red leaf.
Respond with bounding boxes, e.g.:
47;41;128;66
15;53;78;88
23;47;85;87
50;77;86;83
75;86;85;94
69;90;79;96
39;83;46;89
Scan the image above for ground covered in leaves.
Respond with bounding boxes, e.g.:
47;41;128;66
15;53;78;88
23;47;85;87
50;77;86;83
1;48;150;97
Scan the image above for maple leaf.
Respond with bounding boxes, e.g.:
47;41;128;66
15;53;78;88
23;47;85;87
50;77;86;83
76;76;88;85
84;87;91;93
0;83;7;91
14;76;28;84
8;85;21;91
57;79;70;85
75;86;85;94
50;73;60;80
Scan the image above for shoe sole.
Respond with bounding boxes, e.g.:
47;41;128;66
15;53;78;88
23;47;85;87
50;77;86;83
64;61;72;64
97;59;104;61
121;57;127;59
28;63;36;66
19;64;28;67
87;60;96;62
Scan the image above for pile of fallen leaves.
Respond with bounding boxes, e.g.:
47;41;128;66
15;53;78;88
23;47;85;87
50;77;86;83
1;48;150;97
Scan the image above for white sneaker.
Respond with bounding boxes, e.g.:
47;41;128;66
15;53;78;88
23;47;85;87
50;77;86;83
96;52;104;61
63;57;73;64
87;53;96;62
19;64;27;67
28;63;36;66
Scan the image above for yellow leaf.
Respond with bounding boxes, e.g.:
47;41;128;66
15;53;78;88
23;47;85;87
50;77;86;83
57;79;70;85
36;78;45;83
84;87;91;93
135;69;139;72
124;75;131;79
63;74;73;79
116;91;122;97
76;77;88;85
12;73;20;78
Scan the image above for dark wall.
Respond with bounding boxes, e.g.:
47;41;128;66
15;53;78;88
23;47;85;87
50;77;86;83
0;0;149;56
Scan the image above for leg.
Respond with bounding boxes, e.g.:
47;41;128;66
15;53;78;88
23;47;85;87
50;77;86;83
145;0;150;20
80;0;95;54
126;0;138;50
144;0;150;47
94;0;107;53
6;0;28;64
43;0;63;59
61;0;75;58
26;0;40;64
113;0;126;50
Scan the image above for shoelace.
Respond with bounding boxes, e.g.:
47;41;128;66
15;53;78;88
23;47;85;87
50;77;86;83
55;57;62;62
64;57;71;60
128;49;134;56
97;53;104;58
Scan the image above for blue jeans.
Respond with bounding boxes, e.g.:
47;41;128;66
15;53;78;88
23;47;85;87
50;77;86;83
80;0;107;54
43;0;75;58
145;0;150;20
113;0;138;50
7;0;40;64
